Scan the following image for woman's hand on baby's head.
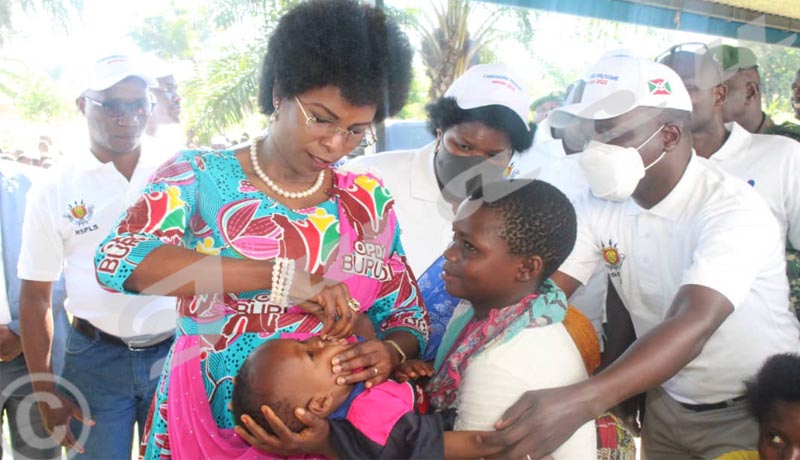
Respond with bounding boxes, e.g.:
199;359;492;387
234;405;333;456
393;359;434;382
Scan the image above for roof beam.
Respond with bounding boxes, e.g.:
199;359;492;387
480;0;800;48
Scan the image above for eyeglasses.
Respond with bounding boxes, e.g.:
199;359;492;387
655;42;724;83
294;96;376;148
84;95;155;118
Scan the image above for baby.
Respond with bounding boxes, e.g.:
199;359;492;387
231;335;500;459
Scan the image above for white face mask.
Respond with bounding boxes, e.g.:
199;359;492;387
578;124;666;202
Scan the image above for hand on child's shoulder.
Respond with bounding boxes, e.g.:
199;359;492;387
393;359;434;382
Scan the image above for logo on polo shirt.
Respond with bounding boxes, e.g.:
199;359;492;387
601;239;626;280
648;79;672;96
64;200;99;235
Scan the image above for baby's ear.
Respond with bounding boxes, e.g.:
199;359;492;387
307;394;334;417
518;255;544;282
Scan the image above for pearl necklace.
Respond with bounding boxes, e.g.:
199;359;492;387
249;135;326;199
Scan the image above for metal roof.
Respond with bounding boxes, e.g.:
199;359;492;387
482;0;800;47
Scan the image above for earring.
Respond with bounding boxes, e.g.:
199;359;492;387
269;100;280;123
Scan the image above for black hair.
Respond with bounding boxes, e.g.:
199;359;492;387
471;179;576;280
258;0;413;123
656;108;692;127
231;344;303;436
426;97;534;153
744;353;800;423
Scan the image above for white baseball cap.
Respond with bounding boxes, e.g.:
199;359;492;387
444;63;531;130
86;55;158;92
549;54;692;128
141;53;174;79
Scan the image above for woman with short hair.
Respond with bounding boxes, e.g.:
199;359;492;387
94;1;426;457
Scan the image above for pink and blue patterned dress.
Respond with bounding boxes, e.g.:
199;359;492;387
94;149;429;459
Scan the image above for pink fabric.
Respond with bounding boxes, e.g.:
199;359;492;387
325;172;396;313
345;381;416;446
167;335;286;459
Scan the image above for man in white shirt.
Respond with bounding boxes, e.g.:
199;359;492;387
659;45;800;318
478;55;800;460
18;55;177;459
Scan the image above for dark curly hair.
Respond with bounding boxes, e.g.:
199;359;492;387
471;179;576;280
745;353;800;423
258;0;413;123
231;343;304;436
426;98;534;153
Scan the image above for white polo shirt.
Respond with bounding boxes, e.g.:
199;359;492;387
710;122;800;250
559;154;800;404
345;142;454;277
18;150;177;341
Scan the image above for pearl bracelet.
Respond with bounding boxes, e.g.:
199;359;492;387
269;257;295;307
270;258;283;305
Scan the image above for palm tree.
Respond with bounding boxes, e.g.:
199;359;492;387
175;0;300;144
404;0;535;100
0;0;82;45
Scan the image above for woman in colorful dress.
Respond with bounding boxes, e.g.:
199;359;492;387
93;1;427;458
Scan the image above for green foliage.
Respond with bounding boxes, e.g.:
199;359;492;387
0;55;25;97
395;65;430;120
183;40;265;145
0;0;81;44
129;13;195;60
14;74;73;122
175;0;302;143
749;43;800;119
402;0;538;100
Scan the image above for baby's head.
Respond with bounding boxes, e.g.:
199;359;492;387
745;353;800;460
231;336;353;434
442;179;576;311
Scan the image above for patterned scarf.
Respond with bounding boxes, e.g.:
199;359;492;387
426;278;568;411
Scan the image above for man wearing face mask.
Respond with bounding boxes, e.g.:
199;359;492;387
477;54;800;460
345;63;533;360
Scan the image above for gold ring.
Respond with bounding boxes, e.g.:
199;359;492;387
347;298;360;312
372;366;379;376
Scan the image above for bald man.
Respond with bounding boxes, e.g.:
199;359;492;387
712;45;800;142
661;45;800;321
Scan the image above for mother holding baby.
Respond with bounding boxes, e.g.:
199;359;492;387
93;1;427;458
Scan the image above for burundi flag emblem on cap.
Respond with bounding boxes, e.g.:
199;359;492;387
648;79;672;96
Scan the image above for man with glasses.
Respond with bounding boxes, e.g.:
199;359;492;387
17;54;176;459
660;44;800;321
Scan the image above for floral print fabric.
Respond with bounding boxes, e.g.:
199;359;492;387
95;149;429;459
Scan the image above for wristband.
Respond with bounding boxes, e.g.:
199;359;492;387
384;339;407;365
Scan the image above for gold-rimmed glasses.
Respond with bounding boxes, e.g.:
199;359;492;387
294;96;376;148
